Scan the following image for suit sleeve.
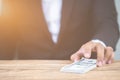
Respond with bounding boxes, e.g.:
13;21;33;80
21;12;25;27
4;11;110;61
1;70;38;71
92;0;119;50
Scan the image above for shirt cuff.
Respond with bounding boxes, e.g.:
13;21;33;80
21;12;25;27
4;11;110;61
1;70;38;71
91;39;106;47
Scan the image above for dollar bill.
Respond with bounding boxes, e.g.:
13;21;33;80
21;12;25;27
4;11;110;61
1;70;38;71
60;58;97;74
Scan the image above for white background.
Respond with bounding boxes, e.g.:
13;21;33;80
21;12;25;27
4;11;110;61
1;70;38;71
115;0;120;60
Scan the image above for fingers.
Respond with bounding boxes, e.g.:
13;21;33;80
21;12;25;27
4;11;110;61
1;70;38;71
80;45;92;58
70;41;95;62
79;41;96;58
70;50;83;62
96;43;105;67
70;41;114;67
93;44;114;67
104;47;114;64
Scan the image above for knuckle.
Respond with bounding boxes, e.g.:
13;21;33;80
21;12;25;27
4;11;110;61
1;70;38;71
106;46;113;51
81;44;86;48
81;41;91;48
70;54;75;60
96;43;105;50
96;43;103;46
112;52;114;57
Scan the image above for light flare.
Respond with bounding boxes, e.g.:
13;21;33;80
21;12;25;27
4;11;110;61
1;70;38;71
0;0;2;16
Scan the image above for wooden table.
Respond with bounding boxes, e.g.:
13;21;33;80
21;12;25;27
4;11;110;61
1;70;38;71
0;60;120;80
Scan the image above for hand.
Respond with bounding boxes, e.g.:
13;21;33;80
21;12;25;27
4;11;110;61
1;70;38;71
70;41;114;67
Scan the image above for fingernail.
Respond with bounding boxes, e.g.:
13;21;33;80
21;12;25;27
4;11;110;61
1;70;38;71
80;48;86;52
74;59;79;62
84;53;90;58
97;61;102;67
103;60;105;65
108;60;111;64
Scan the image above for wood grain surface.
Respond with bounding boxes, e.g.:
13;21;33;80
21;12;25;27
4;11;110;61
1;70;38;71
0;60;120;80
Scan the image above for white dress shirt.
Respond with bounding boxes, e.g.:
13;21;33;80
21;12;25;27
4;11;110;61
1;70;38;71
41;0;106;47
42;0;62;43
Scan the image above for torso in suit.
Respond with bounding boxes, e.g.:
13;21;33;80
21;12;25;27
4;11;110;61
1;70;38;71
0;0;119;59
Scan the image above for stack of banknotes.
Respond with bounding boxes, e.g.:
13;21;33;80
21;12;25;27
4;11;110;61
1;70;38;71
60;58;97;74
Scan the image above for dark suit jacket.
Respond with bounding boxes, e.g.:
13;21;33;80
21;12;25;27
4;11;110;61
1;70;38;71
0;0;119;59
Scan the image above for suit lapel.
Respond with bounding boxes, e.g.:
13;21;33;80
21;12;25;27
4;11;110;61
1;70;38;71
58;0;75;42
32;0;75;44
61;0;75;28
38;0;54;43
